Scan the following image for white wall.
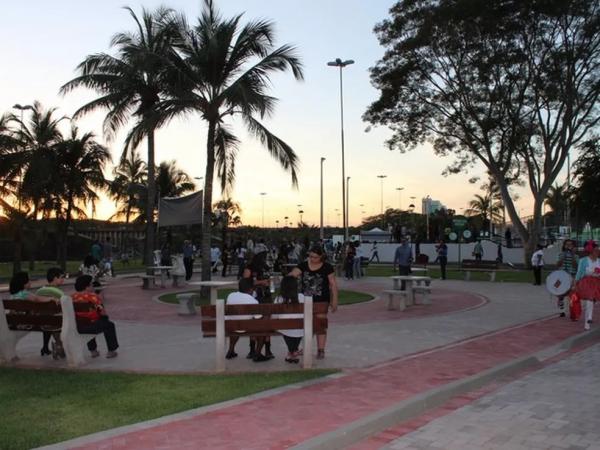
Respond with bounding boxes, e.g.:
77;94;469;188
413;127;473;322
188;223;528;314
363;241;560;265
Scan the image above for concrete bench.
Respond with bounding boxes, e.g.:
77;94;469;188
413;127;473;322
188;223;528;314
382;289;411;311
140;275;157;289
0;296;100;367
176;293;199;316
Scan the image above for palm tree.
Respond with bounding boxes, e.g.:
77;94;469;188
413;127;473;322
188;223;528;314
213;198;242;246
60;6;180;264
465;194;502;232
137;0;304;282
109;150;147;224
156;160;196;198
545;183;569;225
0;102;66;272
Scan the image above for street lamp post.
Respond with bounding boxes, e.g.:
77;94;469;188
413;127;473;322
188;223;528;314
320;157;326;240
260;192;267;228
377;174;387;216
396;187;404;211
425;195;431;241
327;57;354;242
346;176;351;234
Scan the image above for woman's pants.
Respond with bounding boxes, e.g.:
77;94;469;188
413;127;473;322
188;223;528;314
353;257;362;279
345;261;353;279
533;266;542;285
77;316;119;352
283;335;302;353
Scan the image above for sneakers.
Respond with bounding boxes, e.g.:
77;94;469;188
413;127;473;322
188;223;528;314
252;353;270;362
246;350;256;359
90;350;100;358
584;322;591;331
559;312;566;318
225;351;238;360
265;350;275;360
106;351;118;359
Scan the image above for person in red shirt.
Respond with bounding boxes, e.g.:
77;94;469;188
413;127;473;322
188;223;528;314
72;275;119;358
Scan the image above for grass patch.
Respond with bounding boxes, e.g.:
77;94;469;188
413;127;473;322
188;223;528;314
366;264;548;283
0;259;146;281
0;367;335;450
158;289;373;306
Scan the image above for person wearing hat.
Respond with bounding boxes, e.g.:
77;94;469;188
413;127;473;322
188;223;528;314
72;275;119;358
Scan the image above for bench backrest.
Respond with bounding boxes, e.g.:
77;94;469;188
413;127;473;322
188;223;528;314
200;302;328;337
461;259;499;269
2;299;96;331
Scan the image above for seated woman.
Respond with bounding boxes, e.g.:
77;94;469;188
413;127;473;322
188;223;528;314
274;275;305;364
8;271;64;359
72;275;119;358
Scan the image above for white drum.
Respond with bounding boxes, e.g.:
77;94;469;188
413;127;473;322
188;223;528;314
546;270;572;296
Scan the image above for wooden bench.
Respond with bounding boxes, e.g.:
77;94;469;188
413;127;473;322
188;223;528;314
460;259;499;281
0;296;99;366
200;298;327;372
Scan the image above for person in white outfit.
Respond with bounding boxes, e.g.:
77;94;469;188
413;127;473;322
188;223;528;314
531;245;544;285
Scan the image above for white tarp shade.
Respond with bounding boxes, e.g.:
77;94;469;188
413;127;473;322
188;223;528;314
158;191;203;227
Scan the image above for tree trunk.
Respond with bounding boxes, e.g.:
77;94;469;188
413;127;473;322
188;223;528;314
144;130;156;266
12;223;23;275
59;200;73;271
201;121;217;283
28;205;38;271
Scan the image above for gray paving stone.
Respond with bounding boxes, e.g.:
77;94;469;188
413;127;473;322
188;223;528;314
383;343;600;450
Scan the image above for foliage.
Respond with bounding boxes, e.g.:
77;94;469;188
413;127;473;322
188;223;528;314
0;367;333;450
109;149;147;224
365;0;600;263
572;140;600;227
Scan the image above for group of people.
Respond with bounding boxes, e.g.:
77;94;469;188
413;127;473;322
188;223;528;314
226;245;338;362
8;268;120;360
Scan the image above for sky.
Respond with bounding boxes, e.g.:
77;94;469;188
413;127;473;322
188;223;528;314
0;0;543;226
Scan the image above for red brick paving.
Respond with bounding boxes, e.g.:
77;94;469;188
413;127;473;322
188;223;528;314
71;313;594;450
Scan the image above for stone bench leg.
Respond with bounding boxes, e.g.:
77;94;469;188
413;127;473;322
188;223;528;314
386;293;407;311
176;293;198;316
142;277;155;289
489;272;496;282
172;275;180;288
464;271;471;281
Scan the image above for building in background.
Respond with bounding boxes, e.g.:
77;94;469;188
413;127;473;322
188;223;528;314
422;197;445;215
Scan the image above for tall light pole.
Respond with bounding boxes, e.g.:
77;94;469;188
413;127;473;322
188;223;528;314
346;176;351;233
260;192;267;228
377;175;387;216
12;104;33;211
320;157;326;240
327;57;354;242
425;195;431;241
396;187;404;211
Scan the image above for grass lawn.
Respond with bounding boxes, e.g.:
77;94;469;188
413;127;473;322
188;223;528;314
0;367;335;450
158;289;373;306
366;264;547;283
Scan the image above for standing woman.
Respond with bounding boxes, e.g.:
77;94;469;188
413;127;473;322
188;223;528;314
557;239;579;317
290;245;339;359
574;242;600;331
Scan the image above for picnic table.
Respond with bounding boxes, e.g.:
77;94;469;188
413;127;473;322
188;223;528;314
187;280;238;305
146;266;174;288
388;275;432;307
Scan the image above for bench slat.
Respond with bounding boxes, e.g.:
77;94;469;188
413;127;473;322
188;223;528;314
2;300;61;313
201;317;328;336
200;303;328;317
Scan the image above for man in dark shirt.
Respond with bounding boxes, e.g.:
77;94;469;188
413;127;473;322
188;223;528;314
393;238;413;290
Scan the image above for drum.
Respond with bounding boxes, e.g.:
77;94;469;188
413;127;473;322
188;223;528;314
546;270;572;296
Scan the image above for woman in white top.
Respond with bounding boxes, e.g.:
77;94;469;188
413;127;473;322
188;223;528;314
274;275;305;363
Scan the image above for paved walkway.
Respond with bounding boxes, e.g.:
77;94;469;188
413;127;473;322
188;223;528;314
4;272;597;449
378;342;600;450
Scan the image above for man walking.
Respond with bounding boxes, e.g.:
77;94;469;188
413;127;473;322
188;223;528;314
393;237;413;290
182;240;194;281
369;242;380;263
436;240;448;280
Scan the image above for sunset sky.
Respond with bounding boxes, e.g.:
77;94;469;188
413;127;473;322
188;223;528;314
1;0;553;226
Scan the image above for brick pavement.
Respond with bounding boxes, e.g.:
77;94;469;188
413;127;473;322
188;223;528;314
43;312;597;450
380;342;600;450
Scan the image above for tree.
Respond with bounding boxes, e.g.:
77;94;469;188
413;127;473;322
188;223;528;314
213;198;242;247
465;193;503;232
109;150;147;224
52;127;111;269
572;140;600;228
365;0;600;264
544;183;569;226
155;160;196;199
0;102;66;272
137;0;304;282
61;6;180;264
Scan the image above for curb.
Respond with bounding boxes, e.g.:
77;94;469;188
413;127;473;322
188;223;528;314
293;327;600;450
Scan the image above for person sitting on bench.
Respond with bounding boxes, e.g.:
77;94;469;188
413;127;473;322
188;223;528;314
36;267;67;358
225;278;270;362
72;275;119;359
